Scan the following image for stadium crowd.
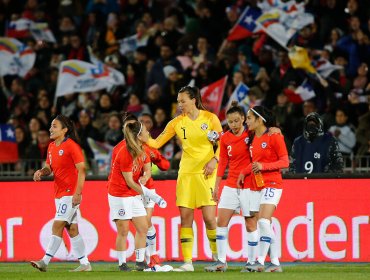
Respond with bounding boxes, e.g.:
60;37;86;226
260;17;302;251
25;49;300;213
1;0;370;174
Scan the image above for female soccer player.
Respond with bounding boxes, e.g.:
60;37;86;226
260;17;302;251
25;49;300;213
204;102;258;272
238;106;289;272
146;86;222;271
30;115;91;272
108;121;166;272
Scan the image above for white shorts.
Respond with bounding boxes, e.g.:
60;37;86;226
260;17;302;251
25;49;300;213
259;188;282;207
249;190;262;212
54;196;79;224
218;186;251;217
143;189;156;209
108;194;147;220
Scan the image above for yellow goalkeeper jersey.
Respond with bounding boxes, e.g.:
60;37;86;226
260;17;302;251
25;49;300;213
147;110;222;174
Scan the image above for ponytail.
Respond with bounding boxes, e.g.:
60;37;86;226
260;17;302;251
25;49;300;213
124;121;144;159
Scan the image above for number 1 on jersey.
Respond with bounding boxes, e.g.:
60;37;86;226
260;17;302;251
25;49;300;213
181;127;187;139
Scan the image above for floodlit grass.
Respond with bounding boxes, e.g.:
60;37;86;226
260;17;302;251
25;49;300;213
0;262;369;280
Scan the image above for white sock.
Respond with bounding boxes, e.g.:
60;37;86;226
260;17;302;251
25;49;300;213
145;246;151;264
117;250;127;266
216;227;228;263
71;234;89;265
257;218;272;265
42;235;62;265
146;226;157;256
135;248;146;262
269;224;280;265
247;230;258;264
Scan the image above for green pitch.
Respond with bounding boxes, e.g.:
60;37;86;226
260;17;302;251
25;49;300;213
0;262;369;280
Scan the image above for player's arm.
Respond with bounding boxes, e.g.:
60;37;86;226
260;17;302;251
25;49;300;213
210;114;223;160
237;163;252;187
139;162;152;186
73;162;86;206
33;164;52;181
326;137;344;173
214;138;228;201
122;171;145;194
289;140;297;174
147;120;176;149
149;148;170;171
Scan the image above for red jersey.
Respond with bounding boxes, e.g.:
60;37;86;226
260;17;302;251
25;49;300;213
145;145;170;189
217;129;251;188
108;142;150;197
107;139;126;186
248;133;288;189
46;138;84;198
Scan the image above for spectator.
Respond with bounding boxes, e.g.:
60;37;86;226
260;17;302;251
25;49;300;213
28;117;42;145
328;108;356;155
289;112;344;173
104;112;123;146
125;93;151;117
25;128;50;175
355;99;370;156
76;110;101;159
151;107;168;138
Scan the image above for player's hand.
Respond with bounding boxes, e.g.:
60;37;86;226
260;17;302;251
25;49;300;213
252;162;262;173
72;193;82;207
268;127;281;135
237;173;245;187
33;170;42;181
203;158;217;178
212;186;219;202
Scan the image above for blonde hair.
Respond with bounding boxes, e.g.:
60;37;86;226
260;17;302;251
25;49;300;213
124;121;144;160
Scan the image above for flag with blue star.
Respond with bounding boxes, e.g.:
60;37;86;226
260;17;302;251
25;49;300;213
227;7;262;41
0;124;19;163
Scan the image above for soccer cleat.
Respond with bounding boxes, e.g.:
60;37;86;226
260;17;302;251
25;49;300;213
30;260;47;272
134;261;149;271
69;263;92;272
265;263;283;272
204;260;227;272
240;262;254;273
148;254;161;267
144;264;174;272
173;263;194;272
245;261;264;272
119;263;132;272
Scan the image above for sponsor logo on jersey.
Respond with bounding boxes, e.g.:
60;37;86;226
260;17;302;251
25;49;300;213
201;123;208;130
314;152;321;159
59;149;64;156
261;142;267;148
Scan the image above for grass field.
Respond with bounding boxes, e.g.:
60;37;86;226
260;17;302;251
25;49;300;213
1;262;369;280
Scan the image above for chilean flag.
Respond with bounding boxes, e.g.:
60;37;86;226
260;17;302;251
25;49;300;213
200;76;228;116
0;124;18;163
284;79;315;104
227;7;262;41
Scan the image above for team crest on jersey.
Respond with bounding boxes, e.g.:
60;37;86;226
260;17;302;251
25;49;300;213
201;123;208;130
261;142;267;149
118;209;125;216
58;149;64;156
244;137;249;145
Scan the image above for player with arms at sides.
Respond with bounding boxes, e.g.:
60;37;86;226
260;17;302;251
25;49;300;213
238;106;289;272
107;121;166;272
108;113;170;269
30;115;91;272
145;86;222;272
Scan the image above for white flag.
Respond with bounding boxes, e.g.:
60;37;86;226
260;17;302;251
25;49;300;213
55;60;125;97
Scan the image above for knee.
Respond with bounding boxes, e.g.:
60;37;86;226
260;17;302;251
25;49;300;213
67;224;79;237
258;218;271;231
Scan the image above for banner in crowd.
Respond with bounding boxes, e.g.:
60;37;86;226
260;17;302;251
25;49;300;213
55;60;125;97
0;37;36;77
227;7;262;41
0;179;369;262
200;76;227;116
284;79;315;104
0;124;18;163
6;18;56;43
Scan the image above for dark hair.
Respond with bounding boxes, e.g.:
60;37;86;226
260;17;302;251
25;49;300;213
248;106;276;127
178;86;206;110
55;115;80;144
121;111;138;125
124;121;144;159
226;101;246;124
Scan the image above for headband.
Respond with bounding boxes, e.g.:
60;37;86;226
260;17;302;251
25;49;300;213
250;108;266;123
137;122;143;137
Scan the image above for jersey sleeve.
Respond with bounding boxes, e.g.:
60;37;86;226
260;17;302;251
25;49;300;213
216;136;228;177
210;113;222;132
147;119;176;149
69;141;84;165
261;135;289;171
148;147;170;171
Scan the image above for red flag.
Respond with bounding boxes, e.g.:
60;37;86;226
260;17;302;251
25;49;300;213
227;7;262;41
200;76;228;116
0;124;19;163
284;80;315;104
